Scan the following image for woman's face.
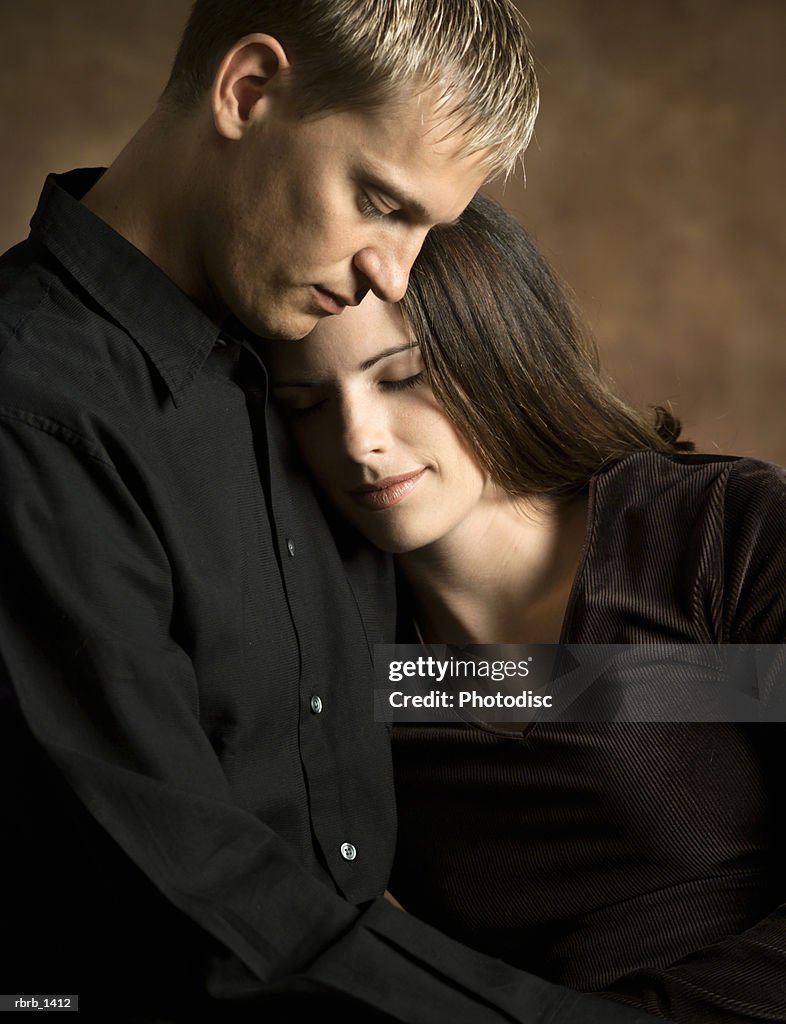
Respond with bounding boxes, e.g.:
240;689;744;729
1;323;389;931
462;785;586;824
265;294;489;554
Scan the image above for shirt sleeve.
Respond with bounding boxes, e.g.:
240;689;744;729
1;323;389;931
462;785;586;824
595;458;786;1023
0;410;667;1024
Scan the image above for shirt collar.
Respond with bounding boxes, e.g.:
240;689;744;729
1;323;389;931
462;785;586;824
29;168;224;406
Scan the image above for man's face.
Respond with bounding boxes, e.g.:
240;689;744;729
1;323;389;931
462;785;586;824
204;86;490;340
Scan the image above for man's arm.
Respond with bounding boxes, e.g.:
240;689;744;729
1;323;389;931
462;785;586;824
0;411;666;1022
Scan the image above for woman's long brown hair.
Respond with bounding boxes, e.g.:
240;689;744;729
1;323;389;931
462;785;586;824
400;193;693;500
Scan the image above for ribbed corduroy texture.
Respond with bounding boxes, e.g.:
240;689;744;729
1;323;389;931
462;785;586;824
392;452;786;1022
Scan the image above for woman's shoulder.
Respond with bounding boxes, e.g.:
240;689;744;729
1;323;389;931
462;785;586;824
595;448;786;508
591;449;786;563
592;449;786;642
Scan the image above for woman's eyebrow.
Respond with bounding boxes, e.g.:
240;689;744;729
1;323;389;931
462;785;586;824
273;344;418;388
272;379;327;389
358;343;418;372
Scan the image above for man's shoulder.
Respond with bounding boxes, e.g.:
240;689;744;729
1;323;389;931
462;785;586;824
2;234;100;352
0;236;55;339
0;236;154;434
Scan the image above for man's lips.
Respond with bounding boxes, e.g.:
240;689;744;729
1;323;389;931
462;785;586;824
350;469;426;511
313;286;353;315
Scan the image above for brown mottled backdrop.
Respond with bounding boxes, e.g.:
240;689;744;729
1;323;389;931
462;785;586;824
2;1;784;463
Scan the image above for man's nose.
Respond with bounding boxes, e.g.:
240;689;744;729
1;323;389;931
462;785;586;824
352;233;426;303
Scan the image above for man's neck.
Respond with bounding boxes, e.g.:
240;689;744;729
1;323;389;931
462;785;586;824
81;108;224;321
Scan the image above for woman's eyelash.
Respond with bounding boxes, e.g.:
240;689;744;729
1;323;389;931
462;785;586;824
381;372;426;392
279;371;425;414
280;399;325;417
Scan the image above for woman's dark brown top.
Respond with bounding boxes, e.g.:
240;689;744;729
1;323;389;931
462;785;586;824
391;451;786;1022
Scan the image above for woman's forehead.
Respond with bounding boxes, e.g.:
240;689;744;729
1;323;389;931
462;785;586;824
268;296;411;378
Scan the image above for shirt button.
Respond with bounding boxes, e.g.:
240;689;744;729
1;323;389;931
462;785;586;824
286;538;296;557
340;842;357;862
310;695;323;714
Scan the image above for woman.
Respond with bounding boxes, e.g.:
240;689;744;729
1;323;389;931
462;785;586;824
264;194;786;1022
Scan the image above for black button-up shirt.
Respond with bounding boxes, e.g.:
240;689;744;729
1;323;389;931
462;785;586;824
0;170;661;1024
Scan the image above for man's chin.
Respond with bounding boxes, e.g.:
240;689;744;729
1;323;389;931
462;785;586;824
237;309;321;343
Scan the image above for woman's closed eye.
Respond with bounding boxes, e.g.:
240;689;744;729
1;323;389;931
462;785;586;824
273;388;329;415
380;371;426;392
274;370;426;414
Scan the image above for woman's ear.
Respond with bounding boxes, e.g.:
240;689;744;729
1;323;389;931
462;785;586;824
210;33;291;140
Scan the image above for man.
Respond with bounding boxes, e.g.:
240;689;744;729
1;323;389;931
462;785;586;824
0;2;666;1021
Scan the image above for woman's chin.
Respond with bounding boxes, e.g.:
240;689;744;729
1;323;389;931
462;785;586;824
350;519;436;557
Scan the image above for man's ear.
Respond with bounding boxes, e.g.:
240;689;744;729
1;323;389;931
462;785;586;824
211;33;291;140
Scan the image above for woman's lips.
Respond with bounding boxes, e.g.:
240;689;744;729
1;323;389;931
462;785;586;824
350;469;426;510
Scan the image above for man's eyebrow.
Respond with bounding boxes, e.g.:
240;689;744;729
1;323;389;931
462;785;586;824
360;165;461;227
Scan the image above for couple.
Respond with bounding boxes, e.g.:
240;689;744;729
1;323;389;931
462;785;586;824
0;2;782;1023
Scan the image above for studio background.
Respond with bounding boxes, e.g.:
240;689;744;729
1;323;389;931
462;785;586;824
2;0;784;463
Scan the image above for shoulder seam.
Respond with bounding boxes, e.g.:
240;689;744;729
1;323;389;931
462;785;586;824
0;407;114;469
6;276;55;341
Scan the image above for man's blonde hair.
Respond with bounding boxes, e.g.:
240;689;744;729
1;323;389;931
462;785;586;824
163;0;539;180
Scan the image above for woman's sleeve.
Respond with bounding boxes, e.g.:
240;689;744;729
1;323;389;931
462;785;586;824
598;458;786;1022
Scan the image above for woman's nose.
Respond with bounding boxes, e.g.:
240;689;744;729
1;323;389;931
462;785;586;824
340;392;388;462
